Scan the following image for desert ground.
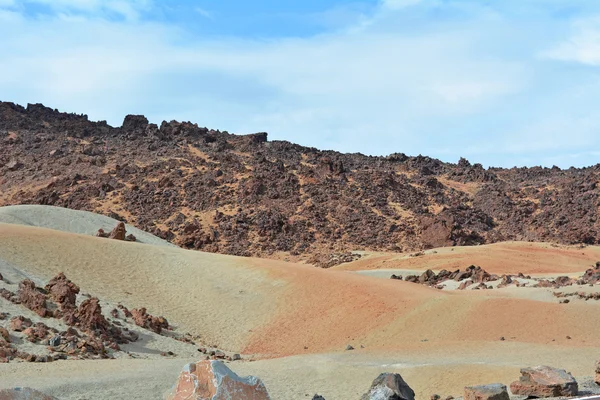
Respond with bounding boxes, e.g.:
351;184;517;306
1;206;600;399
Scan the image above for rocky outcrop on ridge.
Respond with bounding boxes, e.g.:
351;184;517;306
2;102;600;262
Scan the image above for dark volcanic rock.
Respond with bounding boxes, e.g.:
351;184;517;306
3;101;600;262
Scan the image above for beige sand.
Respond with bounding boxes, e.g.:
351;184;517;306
1;222;600;399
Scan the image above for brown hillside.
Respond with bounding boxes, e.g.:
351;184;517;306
1;101;599;264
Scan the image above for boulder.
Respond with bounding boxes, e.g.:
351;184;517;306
45;272;80;316
464;384;509;400
0;388;57;399
510;366;578;398
361;373;415;400
167;360;270;400
108;222;127;240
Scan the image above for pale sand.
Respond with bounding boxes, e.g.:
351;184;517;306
1;220;600;398
334;242;600;275
1;344;597;399
0;205;174;247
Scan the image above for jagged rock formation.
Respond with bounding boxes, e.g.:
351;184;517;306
2;102;600;262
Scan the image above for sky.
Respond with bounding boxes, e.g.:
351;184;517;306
1;1;600;168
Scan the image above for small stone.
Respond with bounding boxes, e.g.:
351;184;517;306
214;350;225;359
49;336;61;347
346;345;355;351
232;353;241;361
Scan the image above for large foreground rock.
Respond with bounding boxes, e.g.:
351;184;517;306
0;388;57;399
510;366;578;398
595;360;600;385
361;373;415;400
167;360;270;400
464;384;509;400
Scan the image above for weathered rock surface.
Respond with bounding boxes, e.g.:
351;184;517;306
16;280;48;317
167;360;271;400
108;221;126;240
595;360;600;385
464;384;509;400
0;388;57;400
45;272;79;318
510;366;578;398
361;372;415;400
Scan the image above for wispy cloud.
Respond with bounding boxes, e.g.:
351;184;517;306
9;0;153;20
194;6;212;20
542;17;600;66
0;0;599;168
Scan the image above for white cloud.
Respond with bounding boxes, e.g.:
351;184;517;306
0;1;599;168
542;18;600;66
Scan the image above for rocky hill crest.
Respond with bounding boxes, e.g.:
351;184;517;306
1;102;598;265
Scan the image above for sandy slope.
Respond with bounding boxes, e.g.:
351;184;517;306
0;205;174;247
334;241;600;275
2;220;600;398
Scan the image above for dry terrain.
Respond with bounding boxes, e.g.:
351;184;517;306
1;206;600;399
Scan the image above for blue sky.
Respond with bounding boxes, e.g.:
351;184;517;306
1;0;600;168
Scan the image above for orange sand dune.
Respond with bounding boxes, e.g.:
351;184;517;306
1;223;600;361
334;241;600;275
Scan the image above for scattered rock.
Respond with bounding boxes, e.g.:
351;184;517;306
9;316;32;332
345;345;354;351
464;384;509;400
510;365;578;398
167;360;271;400
361;372;415;400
